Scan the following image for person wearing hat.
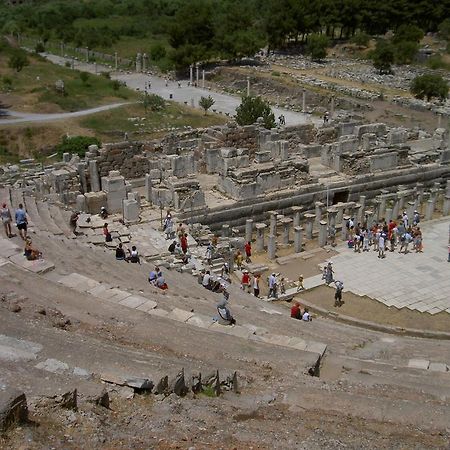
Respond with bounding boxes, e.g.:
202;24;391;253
413;210;420;226
1;203;13;238
241;269;250;293
100;206;108;219
268;272;278;299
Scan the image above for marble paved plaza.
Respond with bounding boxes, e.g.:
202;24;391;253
316;219;450;314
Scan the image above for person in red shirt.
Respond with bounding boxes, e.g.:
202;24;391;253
388;220;396;240
241;269;250;292
244;241;252;262
290;302;302;320
180;233;188;254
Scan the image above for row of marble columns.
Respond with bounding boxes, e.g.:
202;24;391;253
219;180;450;260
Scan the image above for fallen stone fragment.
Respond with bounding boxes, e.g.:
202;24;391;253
0;388;28;432
154;376;168;395
125;378;154;391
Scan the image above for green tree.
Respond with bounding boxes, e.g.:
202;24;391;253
199;95;215;115
372;40;395;74
438;18;450;41
351;32;370;47
394;40;418;64
150;42;166;61
143;93;165;112
8;51;29;72
306;34;329;61
392;24;424;44
410;74;449;101
235;95;275;129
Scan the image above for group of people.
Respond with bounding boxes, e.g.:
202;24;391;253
290;302;312;321
115;242;141;264
347;211;423;259
148;266;168;290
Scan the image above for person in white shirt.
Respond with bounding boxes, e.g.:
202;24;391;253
302;308;312;321
202;270;212;289
378;234;386;259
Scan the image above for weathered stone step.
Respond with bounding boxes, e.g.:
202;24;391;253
48;204;74;238
24;196;47;232
36;201;63;236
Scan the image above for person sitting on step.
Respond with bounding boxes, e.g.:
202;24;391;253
155;271;168;290
290;301;302;320
217;299;236;325
115;242;127;261
24;238;42;261
128;246;141;264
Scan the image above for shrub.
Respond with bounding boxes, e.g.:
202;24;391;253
143;93;165;112
410;74;449;101
306;34;329;61
351;32;370;47
235;95;275;129
35;42;45;53
150;42;167;61
55;135;101;157
111;79;121;91
79;71;90;85
199;95;215;115
101;71;111;79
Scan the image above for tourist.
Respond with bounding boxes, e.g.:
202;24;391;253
1;203;13;238
378;233;386;259
279;276;286;295
100;206;108;219
103;223;112;242
413;227;423;253
241;269;250;292
156;271;168;290
69;211;79;236
168;240;177;253
324;262;334;285
15;203;28;240
302;307;312;321
128;245;141;264
323;111;329;124
24;238;41;261
244;241;252;263
268;273;278;299
115;243;127;261
164;212;174;239
234;250;244;270
296;274;304;292
149;266;160;284
205;243;213;265
334;280;344;307
217;299;235;325
399;230;411;254
402;211;409;228
180;233;188;254
176;223;185;240
290;301;302;320
202;270;212;290
253;274;260;297
413;210;420;226
362;229;370;252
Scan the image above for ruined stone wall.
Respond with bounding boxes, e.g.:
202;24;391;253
96;142;150;179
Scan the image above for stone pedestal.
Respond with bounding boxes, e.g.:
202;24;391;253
304;213;316;239
292;206;302;228
318;220;327;247
101;170;127;213
335;202;344;224
85;191;107;214
267;235;276;260
385;208;393;223
294;226;303;253
123;199;139;223
281;218;293;244
425;199;435;221
88;160;100;192
144;174;152;203
255;223;266;251
245;219;253;242
77;163;87;194
222;224;230;238
342;215;350;241
76;194;86;213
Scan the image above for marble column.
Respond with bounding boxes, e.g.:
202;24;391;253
318;220;327;247
392;197;400;221
443;195;450;216
222;224;230;238
335;202;344;224
315;201;324;229
327;207;338;230
114;52;118;70
302;89;306;112
77;162;87;194
294;226;303;253
304;213;316;239
245;219;253;242
378;193;388;220
292;206;301;227
415;182;425;213
269;211;277;235
385;208;393;223
189;65;193;85
425;199;435;221
358;195;366;223
446;180;450;197
88;160;100;192
267;235;276;260
342;215;350;241
364;210;374;229
76;194;86;213
144;174;152;203
255;223;266;252
282;218;293;244
372;198;381;224
407;201;415;221
397;192;407;213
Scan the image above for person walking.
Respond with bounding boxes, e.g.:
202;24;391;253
15;203;28;240
378;233;386;259
244;241;252;263
253;274;260;298
1;203;13;238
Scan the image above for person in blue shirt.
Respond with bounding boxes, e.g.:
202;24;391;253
15;204;28;240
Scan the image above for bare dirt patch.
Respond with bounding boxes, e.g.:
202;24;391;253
297;284;450;334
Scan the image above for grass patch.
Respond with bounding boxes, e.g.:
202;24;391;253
0;51;138;112
0;145;20;164
78;101;227;140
